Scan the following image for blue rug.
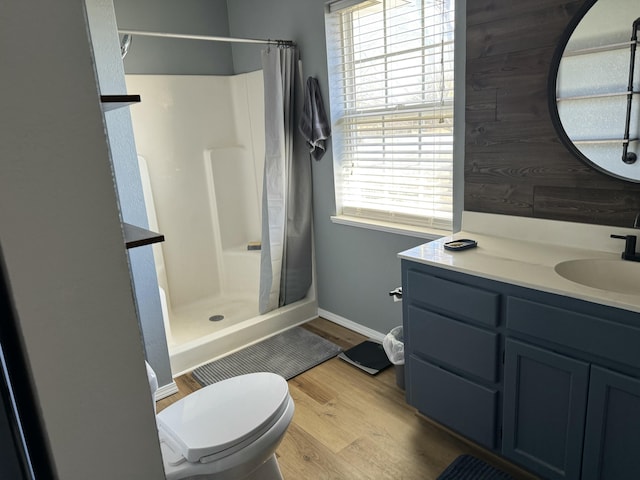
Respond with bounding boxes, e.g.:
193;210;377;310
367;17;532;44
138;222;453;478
437;455;514;480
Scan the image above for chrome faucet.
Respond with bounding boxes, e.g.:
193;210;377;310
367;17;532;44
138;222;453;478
611;213;640;261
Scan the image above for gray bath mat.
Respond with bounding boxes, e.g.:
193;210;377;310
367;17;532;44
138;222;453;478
437;455;514;480
192;326;342;386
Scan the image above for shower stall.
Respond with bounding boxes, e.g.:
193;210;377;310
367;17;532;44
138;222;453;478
126;72;317;375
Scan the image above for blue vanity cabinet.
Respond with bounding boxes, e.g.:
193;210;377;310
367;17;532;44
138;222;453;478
402;264;501;450
401;258;640;480
506;296;640;479
582;366;640;480
502;339;589;480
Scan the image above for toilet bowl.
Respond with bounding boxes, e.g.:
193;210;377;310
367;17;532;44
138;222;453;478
145;363;294;480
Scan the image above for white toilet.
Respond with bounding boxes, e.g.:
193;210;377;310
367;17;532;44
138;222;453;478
145;363;295;480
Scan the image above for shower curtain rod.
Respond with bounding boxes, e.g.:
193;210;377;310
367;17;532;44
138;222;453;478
118;29;295;46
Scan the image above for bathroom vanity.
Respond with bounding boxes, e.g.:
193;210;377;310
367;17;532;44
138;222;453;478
400;217;640;480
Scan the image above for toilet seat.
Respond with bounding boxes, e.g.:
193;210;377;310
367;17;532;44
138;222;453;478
157;372;290;465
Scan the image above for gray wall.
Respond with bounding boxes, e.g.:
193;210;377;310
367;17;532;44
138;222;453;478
114;0;233;74
86;0;172;388
0;0;164;477
227;0;440;334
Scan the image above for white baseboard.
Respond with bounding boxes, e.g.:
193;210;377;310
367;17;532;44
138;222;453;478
318;309;386;342
155;381;179;401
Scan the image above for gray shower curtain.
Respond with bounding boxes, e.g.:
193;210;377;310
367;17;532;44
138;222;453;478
259;45;313;314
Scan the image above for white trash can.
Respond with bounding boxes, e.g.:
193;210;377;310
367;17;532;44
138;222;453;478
383;326;404;389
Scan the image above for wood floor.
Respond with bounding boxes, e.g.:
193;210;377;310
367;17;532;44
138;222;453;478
157;318;539;479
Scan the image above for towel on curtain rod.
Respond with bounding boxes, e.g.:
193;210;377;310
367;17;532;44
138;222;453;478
299;77;331;161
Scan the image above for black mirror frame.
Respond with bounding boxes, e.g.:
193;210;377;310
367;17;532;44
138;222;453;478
548;0;640;183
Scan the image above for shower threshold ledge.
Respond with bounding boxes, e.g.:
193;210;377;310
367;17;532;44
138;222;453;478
168;296;318;376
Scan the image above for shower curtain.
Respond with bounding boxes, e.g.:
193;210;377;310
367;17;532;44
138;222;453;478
259;45;313;314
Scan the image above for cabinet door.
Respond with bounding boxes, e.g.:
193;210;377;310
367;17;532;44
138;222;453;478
582;366;640;480
503;339;588;480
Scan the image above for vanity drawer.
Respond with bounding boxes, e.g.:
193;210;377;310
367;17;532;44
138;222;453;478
407;269;500;326
507;297;640;368
408;306;498;382
409;356;498;449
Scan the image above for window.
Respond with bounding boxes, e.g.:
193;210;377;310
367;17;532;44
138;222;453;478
325;0;455;231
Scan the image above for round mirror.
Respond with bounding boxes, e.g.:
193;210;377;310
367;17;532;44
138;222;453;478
550;0;640;181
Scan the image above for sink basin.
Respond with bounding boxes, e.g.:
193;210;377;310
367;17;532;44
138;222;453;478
554;258;640;295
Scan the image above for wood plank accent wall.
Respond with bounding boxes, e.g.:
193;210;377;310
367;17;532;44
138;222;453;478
464;0;640;227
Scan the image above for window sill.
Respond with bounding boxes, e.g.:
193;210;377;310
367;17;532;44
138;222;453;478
330;215;449;240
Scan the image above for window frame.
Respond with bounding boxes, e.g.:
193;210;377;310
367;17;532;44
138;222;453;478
324;0;465;236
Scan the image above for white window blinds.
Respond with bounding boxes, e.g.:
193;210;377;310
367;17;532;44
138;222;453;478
325;0;455;230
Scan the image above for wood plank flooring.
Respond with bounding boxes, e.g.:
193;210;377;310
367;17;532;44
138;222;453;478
157;318;538;479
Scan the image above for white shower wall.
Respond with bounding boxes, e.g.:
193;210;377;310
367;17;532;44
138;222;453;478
126;72;265;304
127;72;317;375
127;75;225;308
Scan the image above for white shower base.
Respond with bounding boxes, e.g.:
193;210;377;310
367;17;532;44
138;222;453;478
169;294;257;345
167;295;318;376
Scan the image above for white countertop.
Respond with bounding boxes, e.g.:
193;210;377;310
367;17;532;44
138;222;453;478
399;213;640;314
